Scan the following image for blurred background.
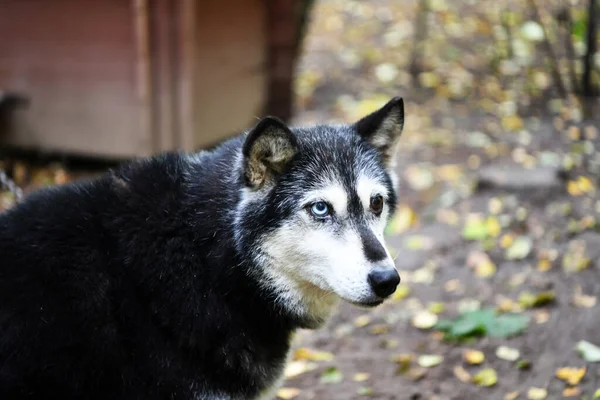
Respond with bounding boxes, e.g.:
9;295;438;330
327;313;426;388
1;0;600;399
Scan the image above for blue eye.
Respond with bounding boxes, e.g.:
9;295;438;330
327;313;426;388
310;201;330;218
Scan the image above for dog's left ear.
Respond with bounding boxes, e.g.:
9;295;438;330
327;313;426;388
354;97;404;166
242;116;299;189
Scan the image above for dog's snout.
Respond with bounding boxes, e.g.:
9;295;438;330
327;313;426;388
367;268;400;298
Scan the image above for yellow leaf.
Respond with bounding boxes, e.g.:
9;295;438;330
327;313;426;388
488;197;503;215
428;302;446;314
464;349;485;365
556;367;586;385
496;346;520;361
485;216;502;238
354;315;371;328
412;311;438;330
527;387;547;399
437;164;463;182
284;361;318;379
502;115;524;131
472;368;498;387
277;388;301;399
476;260;497;278
353;373;370;382
497;297;520;313
500;233;515;249
417;354;443;368
392;283;411;301
386;205;418;235
293;347;334;362
437;208;460;225
563;387;581;397
576;176;594;194
369;324;389;335
534;310;550;324
505;391;519;400
419;72;440;88
454;365;471;383
391;353;413;375
594;388;600;398
567;180;582;196
536;259;552;272
572;285;597;308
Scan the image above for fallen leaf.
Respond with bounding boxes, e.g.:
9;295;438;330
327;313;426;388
463;215;488;240
412;311;439;330
472;368;498;387
576;340;600;362
536;259;552;272
517;360;532;370
404;164;435;191
504;391;519;400
353;373;370;382
454;365;471;383
572;285;597;308
496;346;520;361
357;386;374;396
386;205;418;235
464;349;485;365
520;21;544;41
428;302;446;314
392;284;411;301
320;367;343;384
556;367;586;385
506;236;533;260
284;361;318;379
527;387;547;400
403;235;434;250
293;348;334;362
500;233;515;249
369;324;389;335
406;366;427;381
417;354;443;368
374;63;398;83
391;353;413;374
277;387;301;399
467;250;496;278
354;315;371;328
518;291;555;309
562;387;581;397
534;310;550;324
486;216;502;238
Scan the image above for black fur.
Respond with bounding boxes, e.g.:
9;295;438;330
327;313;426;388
0;102;402;399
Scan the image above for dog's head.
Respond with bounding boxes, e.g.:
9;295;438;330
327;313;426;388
235;97;404;325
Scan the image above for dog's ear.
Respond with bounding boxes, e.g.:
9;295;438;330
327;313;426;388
354;97;404;166
242;116;299;189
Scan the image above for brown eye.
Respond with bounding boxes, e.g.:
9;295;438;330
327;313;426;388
370;195;384;214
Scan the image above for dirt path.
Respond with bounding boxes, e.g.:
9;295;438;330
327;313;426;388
282;0;600;398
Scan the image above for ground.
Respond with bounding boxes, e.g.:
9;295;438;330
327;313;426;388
1;0;600;399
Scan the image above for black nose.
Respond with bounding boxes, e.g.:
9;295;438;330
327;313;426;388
368;268;400;298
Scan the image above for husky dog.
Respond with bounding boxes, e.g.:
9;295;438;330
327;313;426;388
0;97;404;399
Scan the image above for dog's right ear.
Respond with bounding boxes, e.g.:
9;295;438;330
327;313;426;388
242;116;299;189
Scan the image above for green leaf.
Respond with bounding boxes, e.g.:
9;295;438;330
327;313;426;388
434;307;529;340
505;236;533;260
572;17;587;42
320;367;344;384
434;319;454;331
463;218;488;240
576;340;600;362
486;314;529;338
450;317;484;337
